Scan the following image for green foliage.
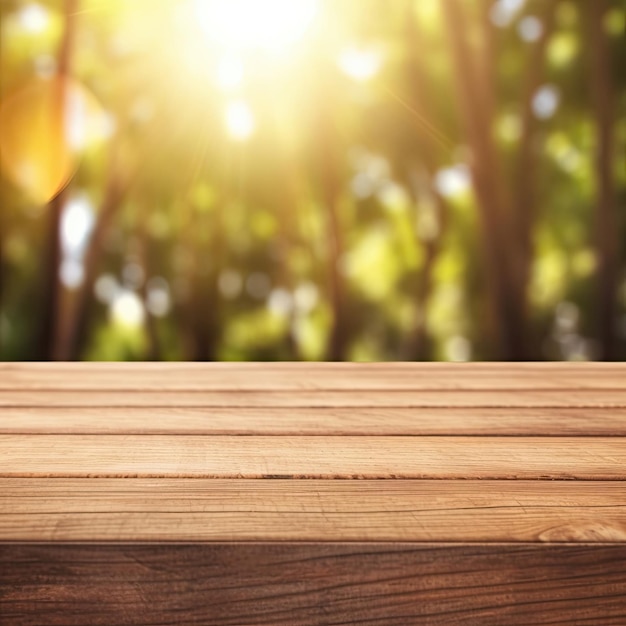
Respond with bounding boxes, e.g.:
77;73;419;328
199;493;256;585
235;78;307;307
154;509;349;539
0;0;624;361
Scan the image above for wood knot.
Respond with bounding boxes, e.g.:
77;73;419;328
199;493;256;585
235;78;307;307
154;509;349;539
539;523;626;542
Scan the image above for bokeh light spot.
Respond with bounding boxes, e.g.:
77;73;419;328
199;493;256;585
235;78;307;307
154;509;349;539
111;291;145;328
434;164;471;198
60;196;94;259
18;3;50;34
532;85;560;120
518;16;543;42
338;46;383;82
146;277;171;317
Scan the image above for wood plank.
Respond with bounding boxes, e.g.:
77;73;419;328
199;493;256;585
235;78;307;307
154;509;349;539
1;435;624;479
0;363;626;391
1;479;624;542
1;362;624;391
2;388;625;407
2;406;625;435
2;543;625;625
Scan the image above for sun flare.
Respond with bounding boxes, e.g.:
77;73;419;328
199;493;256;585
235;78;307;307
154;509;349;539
193;0;319;53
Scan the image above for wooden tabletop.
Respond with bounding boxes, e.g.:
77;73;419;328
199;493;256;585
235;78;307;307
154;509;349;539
1;362;625;625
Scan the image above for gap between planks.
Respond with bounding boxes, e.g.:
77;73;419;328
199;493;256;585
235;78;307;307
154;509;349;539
1;435;624;480
0;479;624;542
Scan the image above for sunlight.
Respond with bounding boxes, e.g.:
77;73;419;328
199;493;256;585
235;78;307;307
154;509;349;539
338;46;383;82
194;0;318;53
59;195;94;290
434;164;471;198
225;99;255;141
60;195;94;258
215;55;245;91
111;291;145;328
18;3;50;34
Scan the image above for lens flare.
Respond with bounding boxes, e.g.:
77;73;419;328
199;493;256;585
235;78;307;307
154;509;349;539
0;77;110;203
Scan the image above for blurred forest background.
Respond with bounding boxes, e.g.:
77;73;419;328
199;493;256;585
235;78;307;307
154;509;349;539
0;0;624;362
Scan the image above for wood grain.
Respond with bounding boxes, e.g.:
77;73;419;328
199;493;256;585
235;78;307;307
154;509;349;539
2;405;624;435
1;479;624;542
2;543;625;625
1;361;624;390
1;435;624;479
2;388;625;407
1;363;624;625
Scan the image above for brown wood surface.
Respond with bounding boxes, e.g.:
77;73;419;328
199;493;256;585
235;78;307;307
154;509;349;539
2;543;625;626
2;405;625;435
1;434;625;479
1;479;624;542
1;363;625;624
2;388;626;407
1;361;624;390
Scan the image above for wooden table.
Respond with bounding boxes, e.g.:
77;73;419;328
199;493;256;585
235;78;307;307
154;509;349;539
1;363;625;625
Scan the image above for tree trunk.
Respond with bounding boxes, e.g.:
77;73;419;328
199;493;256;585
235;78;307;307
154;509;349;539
513;1;557;360
442;0;527;360
404;1;449;361
586;0;620;361
138;199;161;361
38;0;78;359
0;184;4;355
55;168;126;360
317;83;348;361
